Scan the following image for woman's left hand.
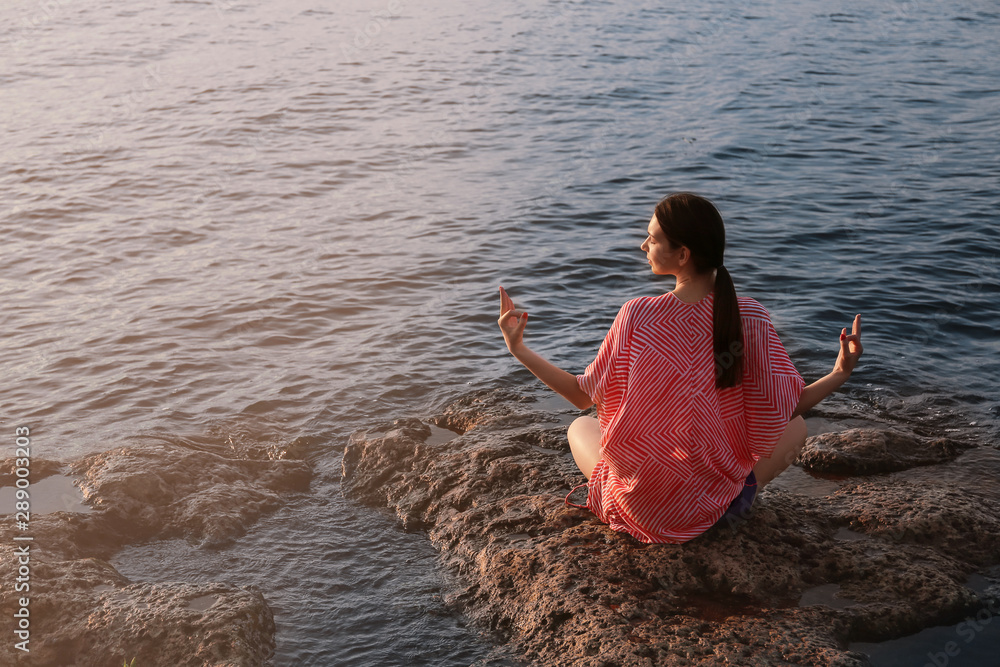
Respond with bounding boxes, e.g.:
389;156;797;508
833;314;863;376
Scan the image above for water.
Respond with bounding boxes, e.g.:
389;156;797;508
851;570;1000;667
852;614;1000;667
2;0;998;663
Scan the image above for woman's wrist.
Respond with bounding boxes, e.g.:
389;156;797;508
829;367;851;383
508;341;529;358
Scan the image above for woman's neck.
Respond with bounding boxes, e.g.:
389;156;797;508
671;269;717;304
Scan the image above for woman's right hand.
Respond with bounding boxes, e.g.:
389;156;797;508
833;314;863;376
498;286;528;353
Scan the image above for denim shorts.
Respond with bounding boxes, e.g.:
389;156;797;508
714;470;757;526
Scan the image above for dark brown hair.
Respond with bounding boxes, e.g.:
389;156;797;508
654;193;743;388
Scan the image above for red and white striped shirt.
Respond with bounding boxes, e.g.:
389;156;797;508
576;290;805;543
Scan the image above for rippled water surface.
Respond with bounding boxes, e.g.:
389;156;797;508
2;0;998;663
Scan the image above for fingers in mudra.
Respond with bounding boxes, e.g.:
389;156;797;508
849;314;862;355
499;286;516;316
842;315;862;356
499;287;528;333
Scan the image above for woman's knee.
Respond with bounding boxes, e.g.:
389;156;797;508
754;415;808;488
779;415;808;460
567;416;601;479
788;415;807;448
568;416;598;439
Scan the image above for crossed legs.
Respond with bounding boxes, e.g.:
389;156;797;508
752;415;808;489
567;414;808;488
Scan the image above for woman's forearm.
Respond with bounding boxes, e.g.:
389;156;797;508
509;343;594;410
792;370;850;418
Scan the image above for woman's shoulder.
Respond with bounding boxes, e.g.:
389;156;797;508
619;294;663;314
606;295;668;331
620;293;678;319
736;295;773;322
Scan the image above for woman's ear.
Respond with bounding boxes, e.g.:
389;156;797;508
677;246;691;267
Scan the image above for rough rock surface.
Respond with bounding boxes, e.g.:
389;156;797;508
342;389;1000;666
0;443;310;666
71;444;311;552
799;428;969;475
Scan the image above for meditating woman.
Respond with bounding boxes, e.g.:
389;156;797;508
498;192;863;544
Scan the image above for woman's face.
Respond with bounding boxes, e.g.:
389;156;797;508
641;214;682;275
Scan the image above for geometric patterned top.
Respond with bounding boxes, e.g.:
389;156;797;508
576;290;805;543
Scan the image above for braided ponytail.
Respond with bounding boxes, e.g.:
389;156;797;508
712;264;743;388
653;193;743;389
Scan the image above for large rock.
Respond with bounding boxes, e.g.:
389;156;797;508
798;428;967;475
0;442;310;666
342;389;1000;666
2;552;275;667
71;444;311;551
429;387;542;434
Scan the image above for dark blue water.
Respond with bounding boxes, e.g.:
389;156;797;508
1;0;997;663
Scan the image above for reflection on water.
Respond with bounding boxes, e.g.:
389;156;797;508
186;594;218;612
425;423;462;446
833;527;870;542
798;583;859;610
0;474;92;514
767;464;844;498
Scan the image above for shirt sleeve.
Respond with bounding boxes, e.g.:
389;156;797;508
576;298;637;411
741;311;805;459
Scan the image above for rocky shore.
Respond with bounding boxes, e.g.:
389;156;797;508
342;388;1000;666
0;442;310;666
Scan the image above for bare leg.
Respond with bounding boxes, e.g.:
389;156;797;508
752;415;808;489
567;416;602;479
